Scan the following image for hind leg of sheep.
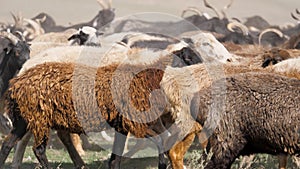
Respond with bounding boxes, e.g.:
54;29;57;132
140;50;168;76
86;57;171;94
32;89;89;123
168;132;196;169
32;133;50;168
70;133;85;156
57;130;86;168
278;154;287;169
205;138;247;169
11;131;32;169
109;130;128;169
0;117;27;168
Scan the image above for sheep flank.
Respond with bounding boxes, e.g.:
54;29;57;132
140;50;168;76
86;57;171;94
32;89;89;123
191;72;300;169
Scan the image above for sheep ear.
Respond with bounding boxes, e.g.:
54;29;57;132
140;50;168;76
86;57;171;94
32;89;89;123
261;58;271;68
67;34;80;41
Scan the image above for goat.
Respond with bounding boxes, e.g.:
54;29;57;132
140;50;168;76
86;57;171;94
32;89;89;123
31;0;115;33
0;31;29;142
281;32;300;49
243;15;270;30
0;31;30;96
0;13;44;41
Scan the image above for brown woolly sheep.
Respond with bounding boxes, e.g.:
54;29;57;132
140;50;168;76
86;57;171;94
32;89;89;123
0;41;195;169
190;72;300;169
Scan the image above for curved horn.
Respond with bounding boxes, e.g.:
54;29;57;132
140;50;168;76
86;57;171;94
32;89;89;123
291;12;299;21
231;17;241;22
227;22;249;36
181;7;203;17
35;15;47;23
258;28;284;46
14;31;26;41
221;0;234;19
97;0;108;9
0;31;19;45
203;0;221;19
23;18;44;35
296;8;300;14
10;12;18;24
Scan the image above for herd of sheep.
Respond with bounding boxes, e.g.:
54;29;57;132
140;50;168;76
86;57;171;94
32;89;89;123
0;0;300;169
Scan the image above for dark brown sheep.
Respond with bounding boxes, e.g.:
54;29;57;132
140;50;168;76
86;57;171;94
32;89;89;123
164;61;300;169
190;72;300;169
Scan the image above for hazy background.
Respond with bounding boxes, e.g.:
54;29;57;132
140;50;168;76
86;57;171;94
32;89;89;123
0;0;299;26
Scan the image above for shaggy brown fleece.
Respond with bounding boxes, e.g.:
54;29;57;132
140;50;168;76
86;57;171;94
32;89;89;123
8;55;171;147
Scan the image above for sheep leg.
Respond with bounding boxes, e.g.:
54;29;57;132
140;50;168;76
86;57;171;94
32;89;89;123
109;130;128;169
158;153;167;169
168;132;196;169
0;134;25;167
57;130;86;168
278;154;287;169
11;131;32;169
70;133;85;156
32;134;50;168
205;138;247;169
0;117;27;168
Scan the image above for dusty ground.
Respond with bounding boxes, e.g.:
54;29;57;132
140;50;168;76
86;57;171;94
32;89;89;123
0;0;299;26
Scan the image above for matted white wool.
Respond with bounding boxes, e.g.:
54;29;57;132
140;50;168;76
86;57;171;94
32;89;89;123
273;57;300;73
29;42;69;58
120;47;169;65
160;64;214;140
19;44;129;75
